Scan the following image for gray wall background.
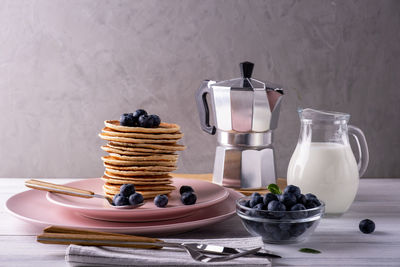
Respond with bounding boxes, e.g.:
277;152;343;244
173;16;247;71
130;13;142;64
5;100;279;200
1;0;399;178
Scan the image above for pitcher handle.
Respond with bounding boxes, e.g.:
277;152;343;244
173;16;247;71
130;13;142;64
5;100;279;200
348;125;369;177
195;80;216;135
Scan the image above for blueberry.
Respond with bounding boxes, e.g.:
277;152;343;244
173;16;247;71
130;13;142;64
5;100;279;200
305;197;321;209
268;200;286;211
290;203;307;219
297;194;307;205
283;185;301;198
289;223;307;237
138;115;154;128
149;114;161;127
278;193;297;209
179;185;194;195
305;199;318;209
278;223;291;231
133;109;147;119
251;192;261;198
249;195;263;208
154;194;168;208
305;193;317;200
253;203;263;210
267;200;286;218
241;200;250;208
119;113;135;127
359;219;375;234
113;194;129;206
181;192;197;205
263;193;278;205
119;184;135;197
128;192;144;205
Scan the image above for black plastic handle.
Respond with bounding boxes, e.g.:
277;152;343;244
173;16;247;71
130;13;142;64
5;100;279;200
195;80;216;135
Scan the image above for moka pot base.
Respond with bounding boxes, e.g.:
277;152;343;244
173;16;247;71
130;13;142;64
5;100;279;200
212;131;276;189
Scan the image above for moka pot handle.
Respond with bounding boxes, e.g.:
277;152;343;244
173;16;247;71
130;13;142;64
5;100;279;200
195;80;216;135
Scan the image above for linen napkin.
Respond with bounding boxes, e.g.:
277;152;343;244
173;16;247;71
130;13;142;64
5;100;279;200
66;236;271;266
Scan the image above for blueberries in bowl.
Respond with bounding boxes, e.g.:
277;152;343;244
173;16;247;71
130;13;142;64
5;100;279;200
236;184;325;244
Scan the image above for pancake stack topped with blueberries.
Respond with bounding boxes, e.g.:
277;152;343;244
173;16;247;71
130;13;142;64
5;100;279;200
99;109;185;199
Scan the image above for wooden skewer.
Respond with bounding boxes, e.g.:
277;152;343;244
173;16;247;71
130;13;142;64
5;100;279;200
38;226;163;249
25;179;94;198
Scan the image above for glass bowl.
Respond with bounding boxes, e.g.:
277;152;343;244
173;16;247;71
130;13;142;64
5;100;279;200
236;196;325;244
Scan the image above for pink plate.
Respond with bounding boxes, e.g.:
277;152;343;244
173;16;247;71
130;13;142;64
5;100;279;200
6;186;242;235
46;178;229;222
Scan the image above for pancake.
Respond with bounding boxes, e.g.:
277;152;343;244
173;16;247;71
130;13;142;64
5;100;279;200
99;133;178;144
105;120;180;134
102;127;183;140
108;142;185;151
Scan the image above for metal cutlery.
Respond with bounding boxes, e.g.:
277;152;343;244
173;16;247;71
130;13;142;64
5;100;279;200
38;226;262;262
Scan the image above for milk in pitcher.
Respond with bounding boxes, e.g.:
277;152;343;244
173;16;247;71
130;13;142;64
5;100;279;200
287;142;359;214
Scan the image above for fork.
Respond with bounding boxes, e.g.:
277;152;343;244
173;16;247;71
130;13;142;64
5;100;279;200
38;226;261;262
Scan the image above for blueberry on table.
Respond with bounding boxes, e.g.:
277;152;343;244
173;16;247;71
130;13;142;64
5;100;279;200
359;219;375;234
278;193;297;209
119;184;135;197
149;114;161;127
120;113;135;127
283;185;301;198
181;192;197;205
113;194;129;206
129;193;144;205
250;192;261;198
179;185;194;195
249;195;263;208
263;193;278;205
154;194;168;208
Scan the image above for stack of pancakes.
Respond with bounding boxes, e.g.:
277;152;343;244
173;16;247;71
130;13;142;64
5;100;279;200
99;120;185;199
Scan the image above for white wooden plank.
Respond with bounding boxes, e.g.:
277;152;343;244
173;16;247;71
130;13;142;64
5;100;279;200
0;178;399;266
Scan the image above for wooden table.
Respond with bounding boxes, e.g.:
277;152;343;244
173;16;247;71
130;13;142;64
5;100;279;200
1;176;400;266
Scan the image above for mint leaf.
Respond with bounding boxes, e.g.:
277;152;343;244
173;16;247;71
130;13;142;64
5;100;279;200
299;248;321;254
267;183;282;194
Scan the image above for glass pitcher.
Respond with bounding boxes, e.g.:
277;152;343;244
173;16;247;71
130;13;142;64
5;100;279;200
287;108;369;215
